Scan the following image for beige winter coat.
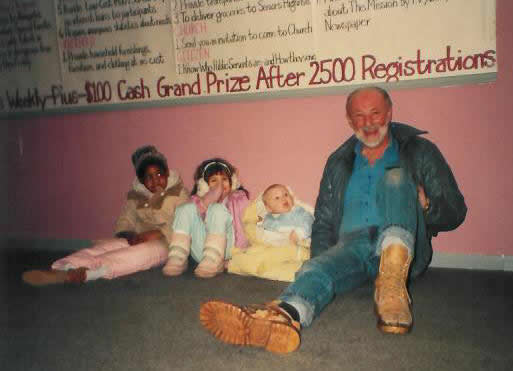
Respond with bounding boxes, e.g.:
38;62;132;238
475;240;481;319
114;170;189;244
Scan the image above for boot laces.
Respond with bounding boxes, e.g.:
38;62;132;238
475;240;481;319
380;271;407;303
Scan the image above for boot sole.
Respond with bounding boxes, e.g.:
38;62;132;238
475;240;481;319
194;257;224;279
162;267;185;276
162;260;187;277
374;304;413;335
22;270;67;286
199;300;300;354
377;321;412;334
194;264;223;279
194;269;221;278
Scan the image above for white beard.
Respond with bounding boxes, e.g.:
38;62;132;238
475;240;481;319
355;124;389;148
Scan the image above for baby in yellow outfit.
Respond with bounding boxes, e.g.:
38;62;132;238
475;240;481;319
228;184;314;282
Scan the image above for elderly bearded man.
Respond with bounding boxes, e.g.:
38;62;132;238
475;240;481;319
199;86;467;354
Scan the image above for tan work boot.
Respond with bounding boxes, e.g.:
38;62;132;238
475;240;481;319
22;268;87;286
200;300;300;354
374;243;413;334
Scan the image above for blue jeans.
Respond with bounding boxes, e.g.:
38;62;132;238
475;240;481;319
279;168;425;327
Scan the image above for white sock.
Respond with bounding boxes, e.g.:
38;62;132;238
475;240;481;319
84;266;108;281
284;299;314;327
381;236;411;256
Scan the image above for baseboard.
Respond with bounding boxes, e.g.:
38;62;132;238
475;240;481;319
431;251;513;272
5;238;513;272
5;237;92;252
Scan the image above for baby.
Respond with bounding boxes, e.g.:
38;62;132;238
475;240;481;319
261;184;314;245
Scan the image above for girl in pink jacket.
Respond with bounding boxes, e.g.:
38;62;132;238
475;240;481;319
22;146;189;286
162;158;249;278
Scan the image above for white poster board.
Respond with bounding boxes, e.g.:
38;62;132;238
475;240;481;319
0;0;497;116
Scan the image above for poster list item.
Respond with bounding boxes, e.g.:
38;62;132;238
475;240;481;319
0;0;497;114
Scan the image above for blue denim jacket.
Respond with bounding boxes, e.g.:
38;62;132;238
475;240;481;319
311;122;467;277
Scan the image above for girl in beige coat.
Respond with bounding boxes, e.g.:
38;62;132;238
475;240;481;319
22;146;189;285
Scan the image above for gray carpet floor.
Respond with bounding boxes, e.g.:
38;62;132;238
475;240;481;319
3;242;512;371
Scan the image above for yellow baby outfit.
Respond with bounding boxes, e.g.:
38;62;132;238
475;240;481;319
227;187;313;282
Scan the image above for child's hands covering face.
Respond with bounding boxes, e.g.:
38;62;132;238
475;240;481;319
201;181;224;207
207;173;231;201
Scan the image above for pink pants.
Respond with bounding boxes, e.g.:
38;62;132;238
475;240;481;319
51;238;169;279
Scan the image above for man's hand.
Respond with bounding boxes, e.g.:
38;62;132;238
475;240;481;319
417;185;430;211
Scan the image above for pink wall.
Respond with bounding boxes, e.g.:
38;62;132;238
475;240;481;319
7;1;513;257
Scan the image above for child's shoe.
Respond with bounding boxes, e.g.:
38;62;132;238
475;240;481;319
22;268;87;286
162;233;191;276
200;300;300;354
194;233;226;278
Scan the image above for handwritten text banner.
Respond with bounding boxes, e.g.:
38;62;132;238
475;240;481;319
0;0;497;115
